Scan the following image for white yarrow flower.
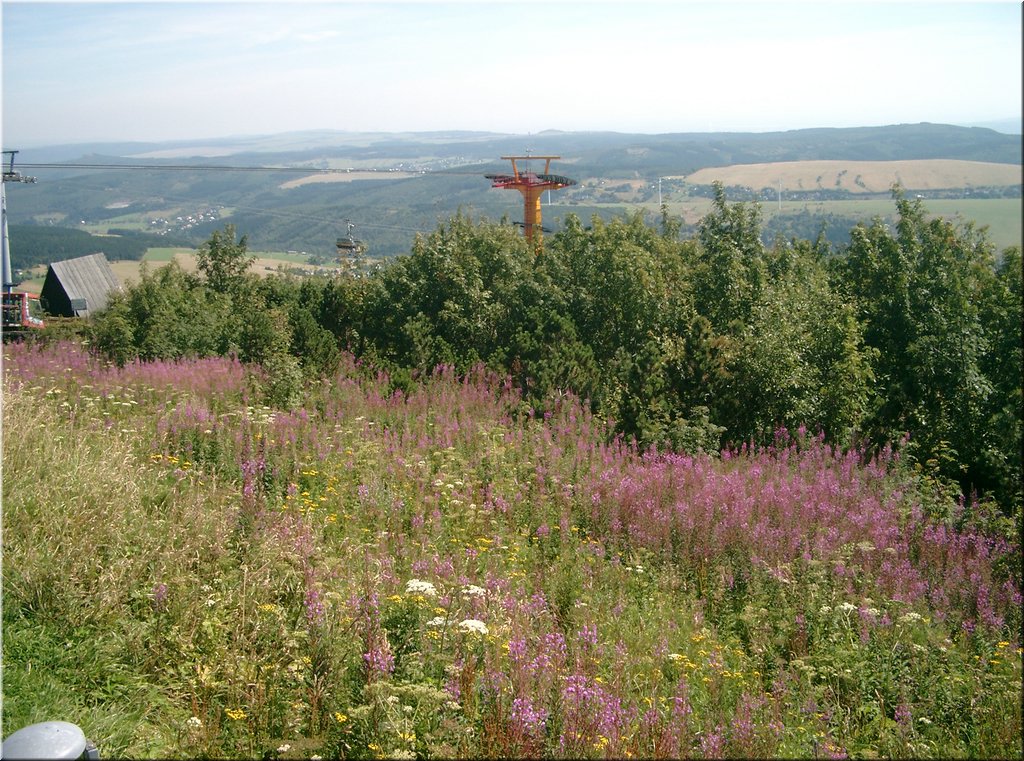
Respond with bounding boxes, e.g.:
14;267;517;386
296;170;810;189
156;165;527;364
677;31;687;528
405;578;437;597
462;584;486;597
459;618;488;635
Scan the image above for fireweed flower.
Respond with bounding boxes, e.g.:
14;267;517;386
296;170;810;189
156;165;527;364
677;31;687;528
363;642;395;678
150;582;168;612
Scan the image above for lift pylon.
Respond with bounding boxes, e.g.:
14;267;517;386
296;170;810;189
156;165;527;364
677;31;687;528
485;155;575;247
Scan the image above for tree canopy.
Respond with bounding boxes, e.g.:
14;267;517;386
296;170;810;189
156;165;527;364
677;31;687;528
84;189;1022;515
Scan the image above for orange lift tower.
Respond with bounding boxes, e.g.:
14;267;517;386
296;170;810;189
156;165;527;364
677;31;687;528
485;155;576;248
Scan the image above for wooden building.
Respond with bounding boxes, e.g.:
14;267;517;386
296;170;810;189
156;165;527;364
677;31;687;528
41;253;121;318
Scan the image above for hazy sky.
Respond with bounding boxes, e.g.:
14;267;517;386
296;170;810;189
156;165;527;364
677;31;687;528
2;0;1021;146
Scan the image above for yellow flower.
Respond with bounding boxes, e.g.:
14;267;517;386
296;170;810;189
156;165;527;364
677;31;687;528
225;708;246;721
333;711;348;724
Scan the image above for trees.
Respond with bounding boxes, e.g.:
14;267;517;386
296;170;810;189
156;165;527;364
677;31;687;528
688;187;873;447
84;205;1018;512
92;261;236;363
978;247;1023;509
362;213;537;372
836;189;1019;510
692;182;767;333
196;224;255;294
543;212;724;450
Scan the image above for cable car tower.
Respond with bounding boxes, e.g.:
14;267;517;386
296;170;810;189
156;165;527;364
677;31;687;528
485;155;575;247
3;151;36;295
2;150;44;332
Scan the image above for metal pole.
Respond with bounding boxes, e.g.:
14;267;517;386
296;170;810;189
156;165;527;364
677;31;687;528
2;181;13;293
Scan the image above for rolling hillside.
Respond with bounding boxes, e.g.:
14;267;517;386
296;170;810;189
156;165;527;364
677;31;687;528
5;123;1019;259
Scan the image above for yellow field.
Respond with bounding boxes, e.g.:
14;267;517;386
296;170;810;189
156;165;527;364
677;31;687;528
279;171;421;189
679;159;1021;194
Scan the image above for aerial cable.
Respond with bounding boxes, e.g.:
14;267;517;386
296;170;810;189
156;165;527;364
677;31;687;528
14;161;599;178
15;162;491;176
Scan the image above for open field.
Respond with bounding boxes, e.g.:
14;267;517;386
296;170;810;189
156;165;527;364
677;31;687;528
679;159;1021;194
279;171;423;190
606;196;1022;250
103;248;346;287
2;341;1020;758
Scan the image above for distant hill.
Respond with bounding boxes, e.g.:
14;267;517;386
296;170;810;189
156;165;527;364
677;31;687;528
5;123;1019;259
14;122;1020;171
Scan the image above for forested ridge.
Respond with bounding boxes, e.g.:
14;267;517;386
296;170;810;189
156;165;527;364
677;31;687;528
80;186;1021;516
8;225;191;270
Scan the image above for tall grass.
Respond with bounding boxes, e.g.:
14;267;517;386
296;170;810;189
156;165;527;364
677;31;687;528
3;340;1020;758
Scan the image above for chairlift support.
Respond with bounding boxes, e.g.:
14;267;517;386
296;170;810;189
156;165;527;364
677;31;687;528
485;155;575;248
2;150;45;333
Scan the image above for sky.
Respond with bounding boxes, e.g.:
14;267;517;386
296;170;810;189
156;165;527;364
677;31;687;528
1;0;1021;146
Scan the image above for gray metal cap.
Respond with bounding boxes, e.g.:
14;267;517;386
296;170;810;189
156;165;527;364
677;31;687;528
2;721;87;760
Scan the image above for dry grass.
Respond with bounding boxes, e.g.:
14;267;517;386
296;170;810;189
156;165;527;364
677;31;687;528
1;381;230;627
680;159;1021;194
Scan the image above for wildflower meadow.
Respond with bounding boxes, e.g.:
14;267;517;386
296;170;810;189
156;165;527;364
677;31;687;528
2;339;1020;758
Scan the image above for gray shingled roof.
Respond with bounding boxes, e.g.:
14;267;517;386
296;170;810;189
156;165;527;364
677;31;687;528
46;253;121;317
